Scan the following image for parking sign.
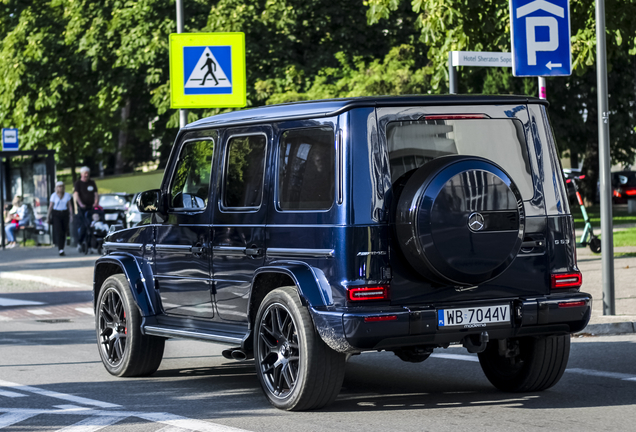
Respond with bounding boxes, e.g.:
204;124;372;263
510;0;571;77
1;128;18;151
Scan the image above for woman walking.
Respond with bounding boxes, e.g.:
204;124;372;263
47;181;73;256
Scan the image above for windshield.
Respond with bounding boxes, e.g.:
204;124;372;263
387;118;534;200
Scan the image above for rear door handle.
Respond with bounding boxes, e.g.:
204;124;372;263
245;247;262;258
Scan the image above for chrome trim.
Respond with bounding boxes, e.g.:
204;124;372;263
155;244;192;252
213;246;246;257
103;242;143;251
267;248;335;259
337;128;343;205
143;326;244;345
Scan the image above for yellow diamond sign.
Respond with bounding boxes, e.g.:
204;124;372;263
169;32;246;109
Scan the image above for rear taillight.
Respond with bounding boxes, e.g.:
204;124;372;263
364;315;397;322
347;286;390;302
558;300;587;308
551;272;582;289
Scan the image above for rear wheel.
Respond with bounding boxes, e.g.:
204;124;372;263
254;286;346;410
96;274;165;377
478;335;570;392
589;237;601;253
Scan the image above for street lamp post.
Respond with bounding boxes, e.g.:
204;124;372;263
176;0;188;129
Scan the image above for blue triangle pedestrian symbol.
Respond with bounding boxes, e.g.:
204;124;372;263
183;46;233;95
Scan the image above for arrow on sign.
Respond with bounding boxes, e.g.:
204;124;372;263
546;61;562;70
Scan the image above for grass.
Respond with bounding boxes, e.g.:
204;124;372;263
577;227;636;248
64;170;165;194
571;203;636;229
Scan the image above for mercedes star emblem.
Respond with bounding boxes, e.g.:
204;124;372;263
468;212;485;232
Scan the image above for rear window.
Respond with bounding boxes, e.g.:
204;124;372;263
387;118;534;200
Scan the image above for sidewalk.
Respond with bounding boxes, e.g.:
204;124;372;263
0;243;634;335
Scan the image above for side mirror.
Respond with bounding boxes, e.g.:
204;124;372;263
137;189;162;213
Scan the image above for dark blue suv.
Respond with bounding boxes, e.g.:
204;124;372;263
94;95;591;410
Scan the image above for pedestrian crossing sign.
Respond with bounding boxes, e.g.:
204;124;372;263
169;32;246;108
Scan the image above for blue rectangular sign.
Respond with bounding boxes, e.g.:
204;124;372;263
1;128;18;151
510;0;571;77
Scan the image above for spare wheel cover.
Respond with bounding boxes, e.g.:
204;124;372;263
395;155;525;286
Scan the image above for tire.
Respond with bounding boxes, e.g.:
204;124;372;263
589;237;601;254
253;286;346;411
96;274;165;377
478;335;570;392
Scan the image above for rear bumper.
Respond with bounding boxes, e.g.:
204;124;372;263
309;292;592;353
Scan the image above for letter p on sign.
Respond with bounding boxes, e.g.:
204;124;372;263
525;16;559;66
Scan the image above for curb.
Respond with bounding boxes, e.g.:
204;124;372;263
574;321;636;336
0;272;91;290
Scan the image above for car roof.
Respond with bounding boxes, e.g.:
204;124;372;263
185;95;548;130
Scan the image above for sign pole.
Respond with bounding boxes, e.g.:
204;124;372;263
448;52;458;94
538;77;546;99
595;0;615;315
176;0;188;129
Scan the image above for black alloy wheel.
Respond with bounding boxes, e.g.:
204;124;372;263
254;287;346;411
98;286;127;367
96;274;165;377
257;302;300;400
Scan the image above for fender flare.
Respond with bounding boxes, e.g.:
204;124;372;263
93;253;159;317
251;261;334;309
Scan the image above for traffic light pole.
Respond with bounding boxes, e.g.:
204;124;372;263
595;0;615;315
176;0;188;129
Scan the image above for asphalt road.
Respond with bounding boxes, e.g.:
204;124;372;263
1;289;636;432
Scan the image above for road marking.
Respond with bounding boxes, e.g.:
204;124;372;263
0;297;44;307
54;415;123;432
0;411;40;428
432;352;636;382
0;407;253;432
0;389;26;398
0;380;121;408
75;308;95;316
26;309;52;316
566;368;636;382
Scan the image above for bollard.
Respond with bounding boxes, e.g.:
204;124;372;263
628;199;636;214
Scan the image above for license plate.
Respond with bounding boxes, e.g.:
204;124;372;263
104;213;118;221
438;304;510;329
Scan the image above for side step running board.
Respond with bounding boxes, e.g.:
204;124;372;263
143;325;247;345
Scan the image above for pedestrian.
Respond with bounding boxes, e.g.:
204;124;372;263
73;166;99;250
3;195;32;248
47;181;73;256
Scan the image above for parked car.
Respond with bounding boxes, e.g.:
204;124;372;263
611;171;636;203
94;95;591;411
98;193;130;229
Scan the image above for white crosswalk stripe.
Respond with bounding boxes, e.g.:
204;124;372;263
26;309;52;316
0;389;26;398
0;411;40;428
54;415;123;432
75;307;95;316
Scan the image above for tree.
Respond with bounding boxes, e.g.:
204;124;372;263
0;0;116;181
367;0;636;204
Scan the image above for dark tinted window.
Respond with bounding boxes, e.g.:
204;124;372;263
387;119;534;199
224;135;267;208
278;127;335;210
169;139;214;209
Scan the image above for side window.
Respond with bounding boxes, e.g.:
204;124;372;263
278;127;335;211
223;134;267;208
169;139;214;210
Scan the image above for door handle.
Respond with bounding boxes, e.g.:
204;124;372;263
244;247;262;258
191;243;205;256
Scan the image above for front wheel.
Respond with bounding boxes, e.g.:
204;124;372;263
96;274;165;377
254;286;346;410
478;335;570;392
